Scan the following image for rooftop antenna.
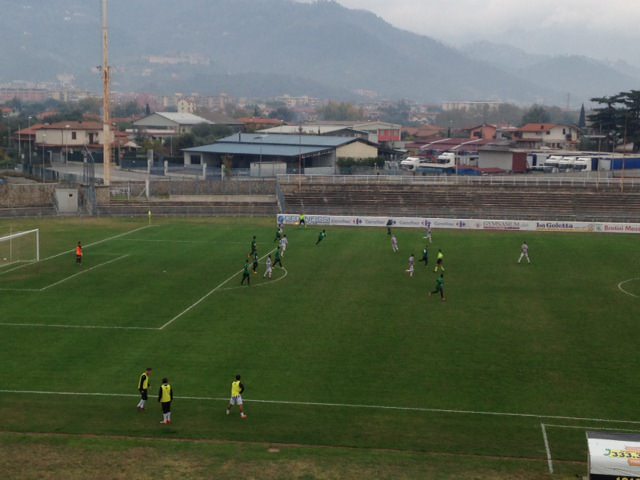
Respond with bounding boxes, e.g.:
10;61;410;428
101;0;112;185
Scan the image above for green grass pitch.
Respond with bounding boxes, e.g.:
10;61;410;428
0;216;639;478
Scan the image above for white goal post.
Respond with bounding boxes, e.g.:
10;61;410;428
0;229;40;266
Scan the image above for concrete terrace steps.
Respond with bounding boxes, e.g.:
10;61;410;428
0;206;58;218
280;182;640;222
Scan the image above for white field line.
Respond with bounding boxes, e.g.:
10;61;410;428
40;255;129;291
159;248;278;330
0;255;129;292
0;224;155;276
540;422;640;475
0;323;157;331
544;423;640;433
0;259;24;269
119;239;251;245
2;389;640;426
618;278;640;298
540;423;554;474
0;251;283;331
218;266;288;292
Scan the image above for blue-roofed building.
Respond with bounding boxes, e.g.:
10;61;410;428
183;132;379;176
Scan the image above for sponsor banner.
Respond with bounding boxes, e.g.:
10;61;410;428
277;214;640;235
535;221;597;233
588;432;640;479
482;220;526;231
602;223;640;234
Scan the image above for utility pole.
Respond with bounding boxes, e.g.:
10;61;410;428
102;0;112;185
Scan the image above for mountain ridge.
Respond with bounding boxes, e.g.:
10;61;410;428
0;0;636;104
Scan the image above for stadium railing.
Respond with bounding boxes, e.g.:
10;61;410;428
277;174;640;189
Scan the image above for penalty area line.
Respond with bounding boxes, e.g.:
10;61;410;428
40;255;130;291
0;255;129;292
159;248;279;330
2;389;640;426
540;423;554;475
0;224;157;277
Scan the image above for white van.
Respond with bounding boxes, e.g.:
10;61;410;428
558;156;576;170
544;155;562;172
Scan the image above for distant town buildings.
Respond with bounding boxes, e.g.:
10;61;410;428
441;101;505;112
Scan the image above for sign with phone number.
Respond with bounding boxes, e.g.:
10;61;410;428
589;432;640;479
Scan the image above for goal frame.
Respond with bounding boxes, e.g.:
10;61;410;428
0;228;40;264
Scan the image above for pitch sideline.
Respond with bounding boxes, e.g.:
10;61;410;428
1;388;640;426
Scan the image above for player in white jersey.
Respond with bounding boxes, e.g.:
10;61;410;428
405;253;415;277
280;235;288;256
391;234;399;253
264;255;273;279
424;226;432;243
518;241;530;264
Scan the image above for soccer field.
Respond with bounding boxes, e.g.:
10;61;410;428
0;216;639;478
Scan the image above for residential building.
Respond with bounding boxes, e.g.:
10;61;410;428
133;112;213;137
177;98;197;114
512;123;580;149
467;124;498;140
18;121;136;163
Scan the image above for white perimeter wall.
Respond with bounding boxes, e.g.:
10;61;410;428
277;214;640;235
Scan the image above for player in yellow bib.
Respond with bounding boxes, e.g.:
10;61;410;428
226;374;248;419
136;367;152;411
158;377;173;424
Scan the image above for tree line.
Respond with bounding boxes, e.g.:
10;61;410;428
589;90;640;152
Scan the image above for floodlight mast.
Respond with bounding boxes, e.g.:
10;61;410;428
102;0;112;186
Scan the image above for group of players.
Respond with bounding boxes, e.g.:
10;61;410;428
240;223;328;286
390;224;446;301
134;220;532;425
136;368;248;424
241;227;289;286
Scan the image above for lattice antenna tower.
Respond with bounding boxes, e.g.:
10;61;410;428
102;0;112;186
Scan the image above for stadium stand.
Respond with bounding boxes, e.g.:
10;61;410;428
278;177;640;222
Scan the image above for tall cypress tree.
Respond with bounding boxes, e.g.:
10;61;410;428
578;104;586;129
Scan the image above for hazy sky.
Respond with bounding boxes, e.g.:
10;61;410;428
322;0;640;62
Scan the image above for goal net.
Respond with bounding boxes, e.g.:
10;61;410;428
0;229;40;268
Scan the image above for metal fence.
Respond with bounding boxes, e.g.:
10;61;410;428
108;178;277;198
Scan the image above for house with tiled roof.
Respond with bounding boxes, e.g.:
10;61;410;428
17;121;137;163
513;123;579;149
239;117;285;132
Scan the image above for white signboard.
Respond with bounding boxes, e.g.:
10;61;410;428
588;432;640;479
276;214;640;235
